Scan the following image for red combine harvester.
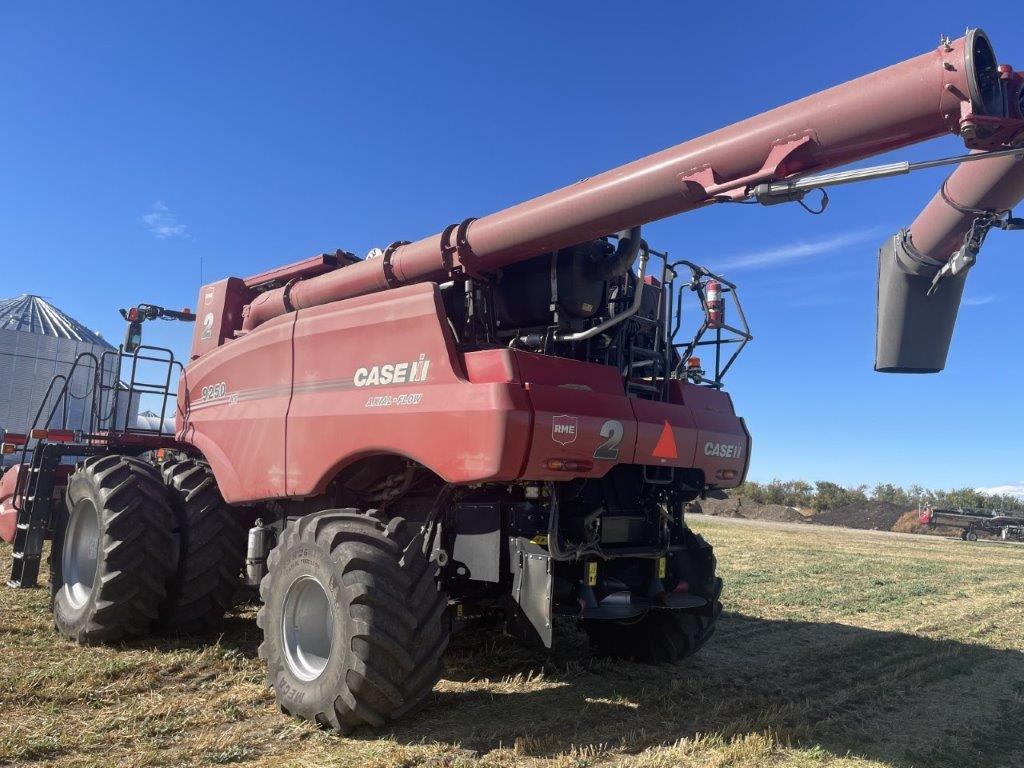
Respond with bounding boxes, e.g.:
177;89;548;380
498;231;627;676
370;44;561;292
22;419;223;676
2;29;1023;732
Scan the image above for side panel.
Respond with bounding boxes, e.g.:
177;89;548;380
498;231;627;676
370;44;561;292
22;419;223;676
521;382;637;479
630;397;700;468
178;313;294;503
470;351;750;486
670;382;750;487
189;277;252;360
503;351;637;479
285;284;532;495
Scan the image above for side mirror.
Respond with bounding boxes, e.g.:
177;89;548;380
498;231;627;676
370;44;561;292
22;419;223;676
123;321;143;353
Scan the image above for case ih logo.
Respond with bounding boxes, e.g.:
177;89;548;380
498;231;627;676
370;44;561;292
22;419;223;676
704;441;743;459
353;354;431;387
551;415;578;445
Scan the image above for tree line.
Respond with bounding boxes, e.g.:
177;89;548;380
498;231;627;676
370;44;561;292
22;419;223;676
730;480;1024;513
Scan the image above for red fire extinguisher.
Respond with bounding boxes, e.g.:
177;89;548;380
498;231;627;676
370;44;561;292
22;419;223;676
706;279;724;329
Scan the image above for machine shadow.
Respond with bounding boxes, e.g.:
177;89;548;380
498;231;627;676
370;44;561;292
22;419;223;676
122;606;1024;768
379;612;1024;768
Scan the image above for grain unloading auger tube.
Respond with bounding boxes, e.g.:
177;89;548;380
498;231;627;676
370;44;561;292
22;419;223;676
227;29;1024;348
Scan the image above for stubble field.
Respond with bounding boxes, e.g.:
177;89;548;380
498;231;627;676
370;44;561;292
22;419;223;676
1;516;1022;768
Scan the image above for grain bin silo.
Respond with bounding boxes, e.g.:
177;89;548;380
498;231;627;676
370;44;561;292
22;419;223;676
0;295;139;453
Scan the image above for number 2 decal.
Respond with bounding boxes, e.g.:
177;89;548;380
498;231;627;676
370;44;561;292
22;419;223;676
201;312;215;341
594;419;624;460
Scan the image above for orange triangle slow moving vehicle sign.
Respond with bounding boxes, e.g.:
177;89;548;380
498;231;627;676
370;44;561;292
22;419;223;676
651;420;678;460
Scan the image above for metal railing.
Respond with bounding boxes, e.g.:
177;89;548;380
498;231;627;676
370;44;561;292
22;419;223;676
669;262;753;388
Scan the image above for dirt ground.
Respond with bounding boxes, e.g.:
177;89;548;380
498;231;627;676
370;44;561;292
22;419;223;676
2;516;1023;768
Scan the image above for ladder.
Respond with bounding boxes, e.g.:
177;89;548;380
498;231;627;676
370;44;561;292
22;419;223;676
8;443;62;588
623;315;668;401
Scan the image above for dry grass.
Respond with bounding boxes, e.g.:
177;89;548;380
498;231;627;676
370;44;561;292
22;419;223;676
2;519;1023;768
890;510;925;535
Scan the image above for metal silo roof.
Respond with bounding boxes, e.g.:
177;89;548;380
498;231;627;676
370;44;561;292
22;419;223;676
0;294;113;348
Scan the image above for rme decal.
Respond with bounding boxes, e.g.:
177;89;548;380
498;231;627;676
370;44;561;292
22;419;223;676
704;441;743;459
354;354;431;388
552;415;578;445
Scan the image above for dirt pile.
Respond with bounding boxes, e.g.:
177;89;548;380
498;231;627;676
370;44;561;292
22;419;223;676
694;498;809;524
692;497;933;535
813;500;912;531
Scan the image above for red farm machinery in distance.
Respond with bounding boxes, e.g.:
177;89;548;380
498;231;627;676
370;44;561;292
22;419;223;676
919;507;1024;541
2;28;1023;733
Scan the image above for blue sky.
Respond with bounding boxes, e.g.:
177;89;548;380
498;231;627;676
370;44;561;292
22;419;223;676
2;3;1021;494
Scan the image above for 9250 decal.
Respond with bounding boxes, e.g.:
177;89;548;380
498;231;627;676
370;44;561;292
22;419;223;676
199;382;227;401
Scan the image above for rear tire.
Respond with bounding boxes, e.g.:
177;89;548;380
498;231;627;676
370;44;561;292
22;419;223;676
51;455;174;643
583;579;722;663
158;460;246;634
257;509;448;732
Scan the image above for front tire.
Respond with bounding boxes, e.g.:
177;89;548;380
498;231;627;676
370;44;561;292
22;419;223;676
257;510;448;732
51;455;174;643
158;460;246;634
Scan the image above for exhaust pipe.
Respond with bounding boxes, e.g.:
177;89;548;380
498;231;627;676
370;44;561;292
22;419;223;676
875;149;1024;373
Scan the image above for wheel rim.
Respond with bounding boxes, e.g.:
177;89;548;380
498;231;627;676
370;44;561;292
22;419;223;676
62;500;100;609
281;575;334;681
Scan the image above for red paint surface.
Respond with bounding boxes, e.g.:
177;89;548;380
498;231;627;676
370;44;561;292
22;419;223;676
909;149;1024;261
189;277;252;361
179;286;751;503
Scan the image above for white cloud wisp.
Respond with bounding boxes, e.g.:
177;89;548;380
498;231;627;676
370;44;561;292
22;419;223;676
713;227;885;273
141;202;190;240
